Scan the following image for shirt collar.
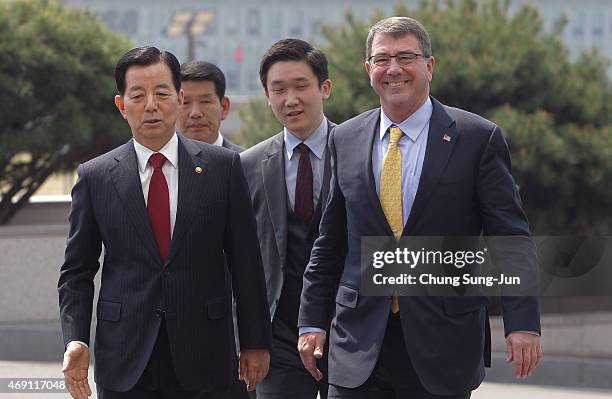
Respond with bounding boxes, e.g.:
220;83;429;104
212;132;224;147
133;132;179;173
379;97;433;142
284;117;328;160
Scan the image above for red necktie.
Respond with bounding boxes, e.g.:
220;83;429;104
295;143;314;224
147;153;171;263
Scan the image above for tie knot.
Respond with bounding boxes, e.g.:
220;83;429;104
297;143;310;156
389;127;404;144
148;153;167;169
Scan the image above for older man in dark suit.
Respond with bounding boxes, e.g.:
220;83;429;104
58;47;271;399
298;17;542;399
178;60;244;153
177;59;249;399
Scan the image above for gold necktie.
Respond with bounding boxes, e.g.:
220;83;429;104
380;126;404;313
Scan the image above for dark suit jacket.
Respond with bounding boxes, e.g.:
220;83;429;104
240;121;334;319
58;135;271;392
222;137;245;153
298;98;540;396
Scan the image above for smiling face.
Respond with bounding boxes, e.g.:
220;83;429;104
177;80;230;144
265;60;331;140
114;62;183;151
365;33;435;122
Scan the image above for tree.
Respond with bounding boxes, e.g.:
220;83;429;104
0;0;132;224
237;0;612;234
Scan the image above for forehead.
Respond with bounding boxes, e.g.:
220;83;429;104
181;80;218;97
124;62;174;89
371;33;422;53
267;60;317;84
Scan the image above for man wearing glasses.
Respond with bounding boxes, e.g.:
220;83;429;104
297;16;542;399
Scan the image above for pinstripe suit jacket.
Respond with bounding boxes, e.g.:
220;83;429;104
58;135;271;392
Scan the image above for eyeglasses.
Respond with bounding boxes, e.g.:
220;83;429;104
367;52;428;67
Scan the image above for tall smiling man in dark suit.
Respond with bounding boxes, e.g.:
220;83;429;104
298;17;542;399
241;39;333;399
58;47;271;399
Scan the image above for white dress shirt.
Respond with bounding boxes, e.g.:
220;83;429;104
133;133;179;237
212;132;224;147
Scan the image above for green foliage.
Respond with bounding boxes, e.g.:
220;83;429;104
237;0;612;234
235;99;282;148
411;0;612;126
490;107;612;234
0;0;132;223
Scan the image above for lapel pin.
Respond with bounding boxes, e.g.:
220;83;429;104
442;134;452;142
195;166;203;174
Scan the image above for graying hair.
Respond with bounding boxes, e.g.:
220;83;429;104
366;16;432;59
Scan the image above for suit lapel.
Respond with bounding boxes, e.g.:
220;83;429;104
110;140;162;267
262;133;288;267
362;110;395;236
319;120;335;208
166;137;208;266
404;98;457;233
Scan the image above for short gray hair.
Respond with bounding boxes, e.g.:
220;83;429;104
366;16;432;59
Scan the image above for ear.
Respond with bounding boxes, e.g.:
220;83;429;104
114;95;127;119
177;89;184;106
264;87;270;102
220;96;230;121
321;79;332;100
364;60;372;76
426;56;436;82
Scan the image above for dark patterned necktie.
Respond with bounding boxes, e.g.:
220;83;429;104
294;143;314;224
147;153;171;263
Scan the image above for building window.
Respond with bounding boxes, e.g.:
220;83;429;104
226;69;240;91
226;11;240;36
572;11;585;37
247;9;260;35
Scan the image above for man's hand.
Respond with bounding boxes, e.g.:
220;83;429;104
239;349;270;391
297;332;325;381
62;342;91;399
505;332;542;378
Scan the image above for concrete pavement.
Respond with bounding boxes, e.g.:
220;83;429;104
0;361;611;399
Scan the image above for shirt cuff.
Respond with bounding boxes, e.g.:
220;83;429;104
67;340;89;349
513;330;540;336
299;327;326;336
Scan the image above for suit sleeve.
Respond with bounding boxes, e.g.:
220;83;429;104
477;126;541;336
57;164;102;347
224;151;272;350
298;130;348;330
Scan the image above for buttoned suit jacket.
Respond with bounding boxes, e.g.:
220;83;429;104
58;135;271;393
240;121;335;320
298;98;540;396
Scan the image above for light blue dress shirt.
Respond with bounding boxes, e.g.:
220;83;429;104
372;98;433;226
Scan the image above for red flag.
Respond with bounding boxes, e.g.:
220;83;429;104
234;42;243;64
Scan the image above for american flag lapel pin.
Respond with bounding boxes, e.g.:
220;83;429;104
442;134;451;142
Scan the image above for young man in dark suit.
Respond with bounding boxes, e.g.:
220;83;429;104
59;47;271;399
298;17;542;399
240;39;333;399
